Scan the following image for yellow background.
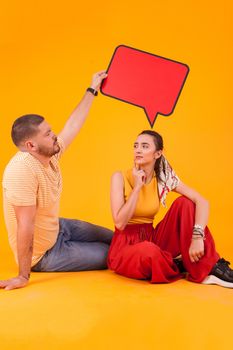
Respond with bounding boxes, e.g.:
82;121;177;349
0;1;233;349
1;0;232;263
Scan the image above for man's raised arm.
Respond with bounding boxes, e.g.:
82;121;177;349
58;70;107;148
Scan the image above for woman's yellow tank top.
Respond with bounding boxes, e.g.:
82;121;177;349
122;169;160;224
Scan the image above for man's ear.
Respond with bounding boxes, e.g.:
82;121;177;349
24;140;37;152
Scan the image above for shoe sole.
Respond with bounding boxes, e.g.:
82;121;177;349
202;275;233;289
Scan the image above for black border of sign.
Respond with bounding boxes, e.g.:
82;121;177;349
100;44;190;128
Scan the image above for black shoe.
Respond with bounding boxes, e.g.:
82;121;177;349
173;257;186;274
202;258;233;288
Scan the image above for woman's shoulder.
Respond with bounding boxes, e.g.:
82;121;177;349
111;171;123;182
111;171;124;191
111;169;132;183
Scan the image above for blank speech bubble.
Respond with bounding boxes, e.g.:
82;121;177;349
100;45;189;127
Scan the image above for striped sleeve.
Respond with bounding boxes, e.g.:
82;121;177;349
3;161;38;206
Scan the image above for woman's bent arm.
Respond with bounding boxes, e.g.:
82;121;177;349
110;172;141;231
173;181;209;229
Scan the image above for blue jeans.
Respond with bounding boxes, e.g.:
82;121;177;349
31;218;113;272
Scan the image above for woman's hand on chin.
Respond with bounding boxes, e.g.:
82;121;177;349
133;167;146;189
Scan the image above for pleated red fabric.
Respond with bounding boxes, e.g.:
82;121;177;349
108;196;220;283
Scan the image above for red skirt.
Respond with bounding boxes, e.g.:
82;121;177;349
107;196;220;283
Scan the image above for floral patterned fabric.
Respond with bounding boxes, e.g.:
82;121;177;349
157;156;180;208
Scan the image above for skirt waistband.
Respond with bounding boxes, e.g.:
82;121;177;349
115;223;154;235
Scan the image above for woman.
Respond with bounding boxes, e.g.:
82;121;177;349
108;130;233;288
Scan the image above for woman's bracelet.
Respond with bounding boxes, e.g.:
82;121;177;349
192;224;206;240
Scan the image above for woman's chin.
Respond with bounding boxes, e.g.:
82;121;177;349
135;160;145;166
134;159;154;167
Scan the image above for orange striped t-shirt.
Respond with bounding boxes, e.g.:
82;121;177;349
2;137;65;266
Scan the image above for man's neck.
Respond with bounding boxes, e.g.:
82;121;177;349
29;152;51;167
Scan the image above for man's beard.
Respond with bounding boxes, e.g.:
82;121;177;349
37;142;60;157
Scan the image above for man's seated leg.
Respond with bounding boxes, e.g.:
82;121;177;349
59;217;113;244
32;232;110;272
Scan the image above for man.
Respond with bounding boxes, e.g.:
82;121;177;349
1;71;113;291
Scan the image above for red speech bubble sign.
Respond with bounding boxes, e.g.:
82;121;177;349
101;45;189;127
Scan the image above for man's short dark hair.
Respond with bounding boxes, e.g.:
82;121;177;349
11;114;45;146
